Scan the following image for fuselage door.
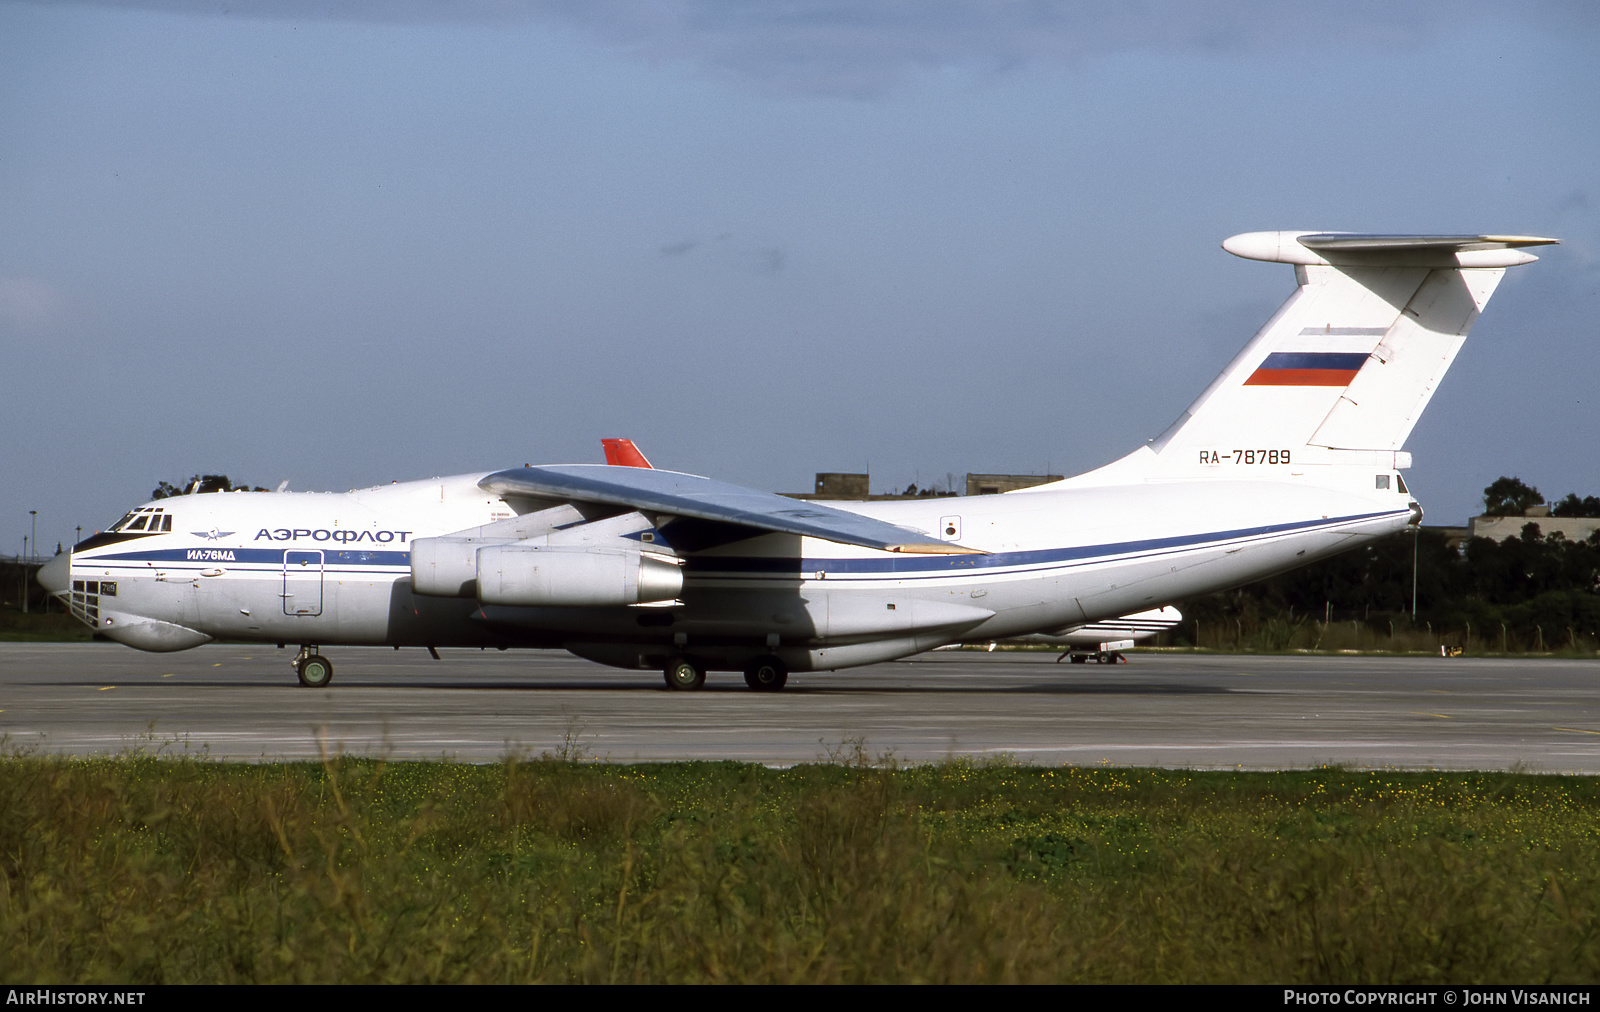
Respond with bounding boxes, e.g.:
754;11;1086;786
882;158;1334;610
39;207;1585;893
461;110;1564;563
283;550;324;616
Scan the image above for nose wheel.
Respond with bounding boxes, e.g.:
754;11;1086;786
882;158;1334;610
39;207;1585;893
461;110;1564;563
663;657;705;691
293;646;333;687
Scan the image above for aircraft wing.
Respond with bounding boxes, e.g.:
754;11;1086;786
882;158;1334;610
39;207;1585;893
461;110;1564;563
479;465;982;555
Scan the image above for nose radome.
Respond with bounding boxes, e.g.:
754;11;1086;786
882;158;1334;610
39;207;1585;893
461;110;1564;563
37;551;70;594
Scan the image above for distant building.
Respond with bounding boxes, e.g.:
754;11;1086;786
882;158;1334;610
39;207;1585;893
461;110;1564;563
1470;506;1600;542
966;473;1063;496
810;473;869;499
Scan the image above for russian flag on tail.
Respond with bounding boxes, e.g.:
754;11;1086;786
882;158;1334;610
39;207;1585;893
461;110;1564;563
1244;352;1368;386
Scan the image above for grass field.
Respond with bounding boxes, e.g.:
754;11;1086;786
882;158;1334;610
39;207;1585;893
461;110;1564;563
3;750;1597;984
0;610;93;642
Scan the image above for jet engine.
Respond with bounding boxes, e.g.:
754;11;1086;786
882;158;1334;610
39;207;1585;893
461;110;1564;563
411;537;681;607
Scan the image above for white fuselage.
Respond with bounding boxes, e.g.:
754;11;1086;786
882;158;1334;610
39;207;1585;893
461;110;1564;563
47;229;1549;683
59;465;1415;673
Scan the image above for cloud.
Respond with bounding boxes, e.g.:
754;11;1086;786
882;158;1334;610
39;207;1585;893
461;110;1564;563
1551;190;1590;215
753;248;786;275
654;234;785;274
0;277;68;335
40;1;1600;96
1545;191;1598;270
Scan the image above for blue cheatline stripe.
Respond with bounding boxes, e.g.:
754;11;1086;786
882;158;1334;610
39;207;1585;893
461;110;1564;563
76;509;1409;580
1257;352;1370;371
684;509;1408;577
79;548;412;567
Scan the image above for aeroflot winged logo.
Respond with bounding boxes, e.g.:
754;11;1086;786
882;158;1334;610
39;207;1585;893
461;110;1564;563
192;529;235;541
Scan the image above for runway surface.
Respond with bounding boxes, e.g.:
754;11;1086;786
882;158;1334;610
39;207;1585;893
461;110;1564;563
1;642;1598;770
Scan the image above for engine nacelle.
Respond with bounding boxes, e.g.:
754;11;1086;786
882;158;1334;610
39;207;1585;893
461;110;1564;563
410;536;481;597
475;544;682;607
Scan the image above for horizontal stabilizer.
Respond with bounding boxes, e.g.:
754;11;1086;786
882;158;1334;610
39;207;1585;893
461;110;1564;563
1224;232;1557;268
481;465;984;555
1298;233;1558;251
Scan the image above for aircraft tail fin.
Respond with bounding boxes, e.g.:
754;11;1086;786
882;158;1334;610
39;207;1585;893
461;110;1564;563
1139;232;1555;473
601;438;654;469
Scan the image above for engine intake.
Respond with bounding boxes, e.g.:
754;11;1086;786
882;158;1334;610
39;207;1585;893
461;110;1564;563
410;537;481;597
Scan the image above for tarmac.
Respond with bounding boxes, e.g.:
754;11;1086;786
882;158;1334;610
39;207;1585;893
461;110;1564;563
1;642;1598;770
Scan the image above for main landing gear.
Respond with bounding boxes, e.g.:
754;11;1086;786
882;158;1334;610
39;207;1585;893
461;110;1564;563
1060;650;1126;665
661;655;791;692
743;655;788;692
293;645;333;687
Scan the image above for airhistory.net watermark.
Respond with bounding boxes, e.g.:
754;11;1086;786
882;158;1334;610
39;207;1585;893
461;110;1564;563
5;992;145;1006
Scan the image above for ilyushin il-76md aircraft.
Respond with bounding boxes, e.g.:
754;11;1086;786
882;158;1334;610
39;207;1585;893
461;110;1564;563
39;231;1557;691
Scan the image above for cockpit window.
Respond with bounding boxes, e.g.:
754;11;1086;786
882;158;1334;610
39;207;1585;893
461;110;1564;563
109;507;170;533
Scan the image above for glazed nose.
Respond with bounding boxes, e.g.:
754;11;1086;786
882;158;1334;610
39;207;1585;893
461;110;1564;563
37;550;70;594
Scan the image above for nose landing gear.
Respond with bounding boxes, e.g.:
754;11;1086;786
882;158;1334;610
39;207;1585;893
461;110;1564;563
663;657;706;691
292;645;333;687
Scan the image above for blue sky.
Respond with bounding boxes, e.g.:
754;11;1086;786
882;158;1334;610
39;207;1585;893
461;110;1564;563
2;0;1596;558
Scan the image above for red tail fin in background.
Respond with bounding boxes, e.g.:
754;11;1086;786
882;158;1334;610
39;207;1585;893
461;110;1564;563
601;438;653;469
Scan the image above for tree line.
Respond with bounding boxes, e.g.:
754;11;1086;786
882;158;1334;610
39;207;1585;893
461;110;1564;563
1482;475;1600;518
151;474;269;499
1180;477;1600;652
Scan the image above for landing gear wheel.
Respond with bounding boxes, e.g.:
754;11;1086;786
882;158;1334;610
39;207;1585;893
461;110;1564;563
663;657;706;691
743;656;788;692
297;653;333;687
1069;653;1089;664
